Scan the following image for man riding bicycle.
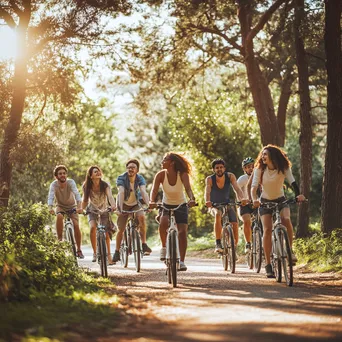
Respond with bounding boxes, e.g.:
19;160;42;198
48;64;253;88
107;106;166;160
47;165;84;258
205;159;248;254
113;159;152;263
237;157;255;253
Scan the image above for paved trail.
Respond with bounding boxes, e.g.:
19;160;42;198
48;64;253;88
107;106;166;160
79;245;342;342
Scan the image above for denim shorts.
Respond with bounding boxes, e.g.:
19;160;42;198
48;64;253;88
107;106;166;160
239;204;254;216
259;196;289;216
161;203;188;224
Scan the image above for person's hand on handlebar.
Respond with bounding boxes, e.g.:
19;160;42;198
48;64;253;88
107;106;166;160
296;194;306;202
241;198;249;206
76;208;83;214
252;199;261;208
187;199;197;208
205;201;212;208
149;201;157;209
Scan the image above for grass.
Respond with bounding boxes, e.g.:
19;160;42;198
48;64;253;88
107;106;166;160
0;278;120;342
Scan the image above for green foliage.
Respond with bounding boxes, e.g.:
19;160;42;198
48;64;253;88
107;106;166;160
0;204;97;301
294;227;342;272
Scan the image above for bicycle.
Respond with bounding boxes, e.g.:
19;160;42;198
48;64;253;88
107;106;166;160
85;208;112;278
120;207;148;272
260;198;302;286
155;203;195;288
212;202;241;274
246;208;263;273
57;209;78;263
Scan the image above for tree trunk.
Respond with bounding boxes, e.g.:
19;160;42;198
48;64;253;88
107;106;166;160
277;69;295;147
237;1;281;146
321;0;342;234
294;0;313;238
0;7;30;207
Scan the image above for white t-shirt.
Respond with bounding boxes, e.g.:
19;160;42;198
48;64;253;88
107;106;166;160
252;167;295;200
237;174;249;200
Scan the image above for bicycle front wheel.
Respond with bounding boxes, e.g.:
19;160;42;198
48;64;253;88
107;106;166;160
221;228;228;271
253;226;263;273
168;230;178;287
99;233;108;278
224;225;236;274
132;229;141;272
278;226;293;286
272;231;282;282
120;229;129;268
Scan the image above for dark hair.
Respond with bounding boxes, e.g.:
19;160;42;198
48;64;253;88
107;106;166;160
82;165;108;202
54;165;67;177
165;152;192;174
126;159;140;171
255;144;291;174
211;158;226;169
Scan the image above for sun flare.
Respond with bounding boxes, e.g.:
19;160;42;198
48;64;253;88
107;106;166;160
0;26;17;60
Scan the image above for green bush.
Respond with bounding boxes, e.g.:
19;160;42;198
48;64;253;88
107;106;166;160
0;204;92;301
294;227;342;272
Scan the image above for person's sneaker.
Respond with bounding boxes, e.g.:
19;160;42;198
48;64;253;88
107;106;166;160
265;264;275;278
76;250;84;259
215;241;223;253
92;253;96;262
245;242;251;253
179;261;187;271
160;247;166;261
112;250;120;263
142;243;152;256
291;250;298;264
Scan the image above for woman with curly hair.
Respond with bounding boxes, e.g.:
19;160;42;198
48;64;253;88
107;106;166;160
82;165;116;264
251;145;306;278
149;152;196;271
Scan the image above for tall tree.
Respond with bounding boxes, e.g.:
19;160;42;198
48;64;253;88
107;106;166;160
294;0;312;237
0;0;130;206
321;0;342;234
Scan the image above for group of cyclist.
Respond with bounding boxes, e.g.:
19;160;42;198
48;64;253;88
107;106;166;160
48;144;306;278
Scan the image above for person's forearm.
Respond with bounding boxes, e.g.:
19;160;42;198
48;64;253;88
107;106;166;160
251;187;258;201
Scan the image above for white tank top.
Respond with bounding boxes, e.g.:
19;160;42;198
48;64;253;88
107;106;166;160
162;171;187;205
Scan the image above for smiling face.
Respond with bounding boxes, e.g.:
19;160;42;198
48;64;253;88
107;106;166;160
213;163;226;177
261;149;271;166
243;163;254;176
126;162;138;177
90;167;102;180
161;154;173;170
56;169;67;183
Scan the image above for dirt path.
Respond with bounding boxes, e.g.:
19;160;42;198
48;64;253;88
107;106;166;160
79;249;342;342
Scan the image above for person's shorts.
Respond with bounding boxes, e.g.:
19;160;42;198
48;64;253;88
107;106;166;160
56;206;79;221
117;204;144;230
210;206;237;223
239;204;254;217
88;211;116;238
259;196;289;216
161;203;188;225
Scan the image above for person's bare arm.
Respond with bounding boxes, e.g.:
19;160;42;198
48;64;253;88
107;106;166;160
139;185;150;205
204;176;213;208
105;185;116;211
180;173;195;201
149;171;163;205
117;185;125;212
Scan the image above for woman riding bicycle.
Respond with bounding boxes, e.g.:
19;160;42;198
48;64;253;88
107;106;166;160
82;165;116;264
251;145;306;278
149;152;196;271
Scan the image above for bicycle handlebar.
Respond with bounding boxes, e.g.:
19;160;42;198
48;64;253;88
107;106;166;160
56;208;76;216
212;201;244;208
260;198;308;209
154;202;198;211
84;207;112;215
121;207;149;214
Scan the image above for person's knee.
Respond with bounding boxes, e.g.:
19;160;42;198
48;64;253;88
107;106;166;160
56;213;64;222
282;217;291;226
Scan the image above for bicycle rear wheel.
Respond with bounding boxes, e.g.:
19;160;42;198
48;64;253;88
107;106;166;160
272;231;282;282
132;228;141;272
169;230;178;287
226;225;236;274
99;233;108;278
252;226;263;273
120;229;129;268
278;227;293;286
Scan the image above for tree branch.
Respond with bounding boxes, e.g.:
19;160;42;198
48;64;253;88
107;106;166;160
247;0;287;45
0;7;16;28
9;0;23;17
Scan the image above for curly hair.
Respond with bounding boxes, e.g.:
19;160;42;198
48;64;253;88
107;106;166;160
211;158;226;169
82;165;108;202
165;152;192;175
255;144;292;174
